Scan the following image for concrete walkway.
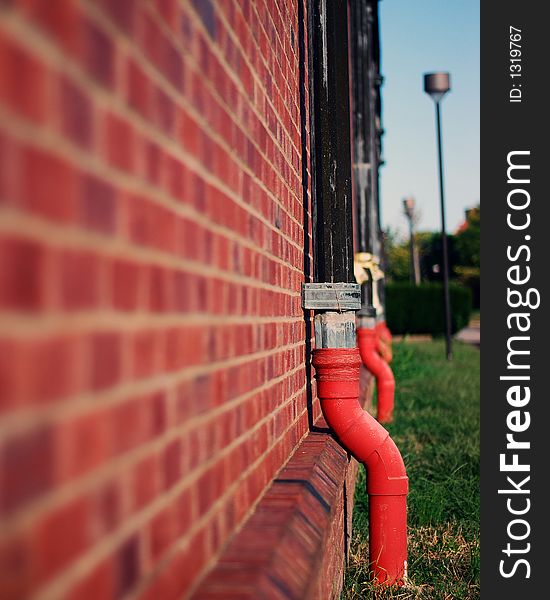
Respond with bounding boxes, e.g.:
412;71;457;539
455;315;480;347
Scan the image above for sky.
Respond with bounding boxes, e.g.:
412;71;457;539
378;0;480;236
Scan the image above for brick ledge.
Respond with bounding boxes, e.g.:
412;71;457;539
190;417;359;600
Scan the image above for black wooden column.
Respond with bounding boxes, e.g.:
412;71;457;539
350;0;383;259
370;0;383;262
350;0;371;254
309;0;354;284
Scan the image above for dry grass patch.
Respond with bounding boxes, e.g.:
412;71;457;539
343;341;480;599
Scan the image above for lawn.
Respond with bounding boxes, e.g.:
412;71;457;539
343;340;480;599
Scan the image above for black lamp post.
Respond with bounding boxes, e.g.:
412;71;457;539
424;72;453;361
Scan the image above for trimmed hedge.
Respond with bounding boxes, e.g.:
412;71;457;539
386;282;472;335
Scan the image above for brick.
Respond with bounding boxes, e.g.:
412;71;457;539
153;86;176;136
64;559;114;600
56;409;111;480
152;0;178;32
90;332;122;390
162;439;181;490
149;505;174;561
104;112;135;173
0;339;18;412
150;390;167;435
0;236;48;310
60;249;103;309
197;462;225;518
21;0;79;52
126;59;151;119
131;329;162;378
21;146;77;224
32;496;90;583
59;76;93;148
179;110;202;158
79;17;115;87
148;265;173;312
0;535;33;600
12;335;83;408
107;392;164;459
128;196;176;252
97;0;137;35
79;173;117;234
112;258;142;311
0;32;49;124
131;454;160;511
110;397;148;456
138;8;183;90
172;269;192;311
115;535;140;598
0;130;20;203
173;487;193;537
94;481;122;535
144;141;162;185
165;155;185;200
0;425;55;514
32;335;84;402
138;530;206;600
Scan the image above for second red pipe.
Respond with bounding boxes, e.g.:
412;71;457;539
357;327;395;423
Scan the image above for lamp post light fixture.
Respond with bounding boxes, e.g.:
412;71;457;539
402;197;420;286
424;72;453;361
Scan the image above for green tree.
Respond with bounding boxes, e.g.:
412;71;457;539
454;205;480;307
384;228;410;282
455;205;480;268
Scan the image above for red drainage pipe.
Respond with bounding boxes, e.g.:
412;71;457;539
377;320;393;345
313;347;408;585
377;330;393;363
357;327;395;424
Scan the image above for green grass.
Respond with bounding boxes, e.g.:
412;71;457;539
343;340;480;599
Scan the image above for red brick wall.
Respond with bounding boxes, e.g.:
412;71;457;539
0;1;321;598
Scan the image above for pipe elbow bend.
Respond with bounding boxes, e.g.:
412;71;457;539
377;337;393;364
365;434;408;496
376;321;393;345
357;328;396;423
312;347;407;497
357;328;395;381
325;405;408;496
